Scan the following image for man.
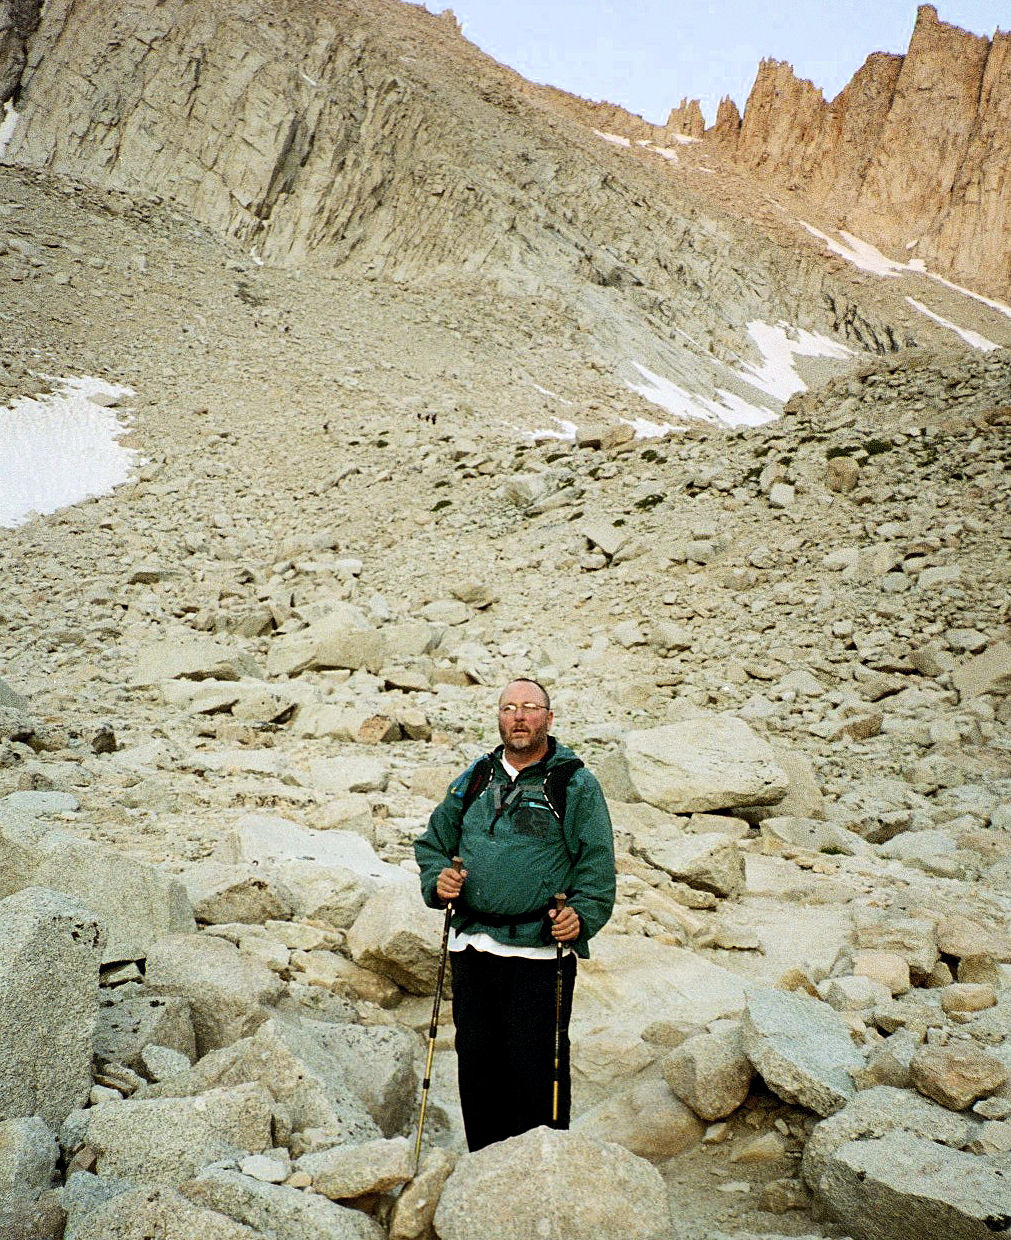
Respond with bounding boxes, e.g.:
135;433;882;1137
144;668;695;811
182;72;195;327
414;678;615;1152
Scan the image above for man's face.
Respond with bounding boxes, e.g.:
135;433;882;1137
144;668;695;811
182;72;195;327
498;681;553;756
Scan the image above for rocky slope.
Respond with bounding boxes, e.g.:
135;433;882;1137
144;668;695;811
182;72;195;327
0;0;1010;1238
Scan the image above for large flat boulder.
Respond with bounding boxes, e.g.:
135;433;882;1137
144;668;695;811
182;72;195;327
137;1018;382;1144
267;610;387;678
30;832;195;962
740;988;864;1116
134;636;263;686
801;1085;982;1188
0;887;104;1127
72;1185;265;1240
623;717;789;812
181;1169;384;1239
85;1082;273;1186
815;1129;1011;1240
572;937;751;1086
434;1127;672;1240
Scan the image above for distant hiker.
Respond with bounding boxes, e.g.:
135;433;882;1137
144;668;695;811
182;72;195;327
414;678;615;1151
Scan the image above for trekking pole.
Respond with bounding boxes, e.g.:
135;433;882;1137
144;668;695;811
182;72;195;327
551;892;567;1126
413;855;463;1174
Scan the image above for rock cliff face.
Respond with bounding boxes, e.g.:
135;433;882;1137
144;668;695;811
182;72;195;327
1;0;909;405
0;0;40;103
729;6;1010;298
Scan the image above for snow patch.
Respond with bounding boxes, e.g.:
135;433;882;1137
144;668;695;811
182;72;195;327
522;417;577;442
0;377;140;528
906;299;999;353
802;222;1011;324
593;130;631;148
738;321;853;402
628;365;777;429
801;224;908;277
621;416;684;439
0;102;18;159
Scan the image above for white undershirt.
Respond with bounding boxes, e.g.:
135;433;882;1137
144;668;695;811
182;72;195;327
449;755;569;959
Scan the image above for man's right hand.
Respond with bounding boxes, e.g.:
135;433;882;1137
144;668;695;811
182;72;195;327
436;864;466;903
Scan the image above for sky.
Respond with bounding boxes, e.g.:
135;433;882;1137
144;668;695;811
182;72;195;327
413;2;1008;126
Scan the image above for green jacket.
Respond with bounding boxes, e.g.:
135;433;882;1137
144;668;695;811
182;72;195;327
414;738;615;958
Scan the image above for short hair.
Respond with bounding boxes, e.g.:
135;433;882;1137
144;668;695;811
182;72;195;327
502;677;551;711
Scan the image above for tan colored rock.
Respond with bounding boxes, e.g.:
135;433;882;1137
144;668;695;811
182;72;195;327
910;1043;1009;1111
939;983;996;1014
296;1136;412;1200
852;950;910;996
434;1127;672;1240
389;1146;456;1240
934;914;994;959
573;1076;704;1160
662;1028;753;1121
826;455;860;493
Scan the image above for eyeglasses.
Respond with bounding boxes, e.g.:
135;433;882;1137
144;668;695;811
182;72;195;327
499;702;549;715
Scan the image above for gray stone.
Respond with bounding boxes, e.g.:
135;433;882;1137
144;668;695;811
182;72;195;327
143;934;284;1056
72;1186;264;1239
801;1085;980;1189
297;1136;412;1200
94;995;196;1072
0;887;104;1127
142;1044;193;1081
85;1082;273;1185
662;1028;754;1120
815;1129;1011;1240
137;1019;381;1145
623;717;789;813
434;1126;672;1240
0;1115;58;1195
0;678;28;712
740;988;864;1116
181;1168;384;1239
174;861;295;926
29;832;196;962
636;832;745;898
305;1022;417;1137
347;884;445;994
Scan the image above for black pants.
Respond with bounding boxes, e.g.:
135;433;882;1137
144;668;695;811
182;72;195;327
450;945;577;1152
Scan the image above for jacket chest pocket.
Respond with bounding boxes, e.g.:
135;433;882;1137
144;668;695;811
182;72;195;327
510;798;556;840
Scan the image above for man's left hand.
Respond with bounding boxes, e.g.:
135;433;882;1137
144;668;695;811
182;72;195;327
549;905;580;943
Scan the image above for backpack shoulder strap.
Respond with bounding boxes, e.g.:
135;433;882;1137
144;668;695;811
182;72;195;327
457;754;496;816
542;758;584;823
